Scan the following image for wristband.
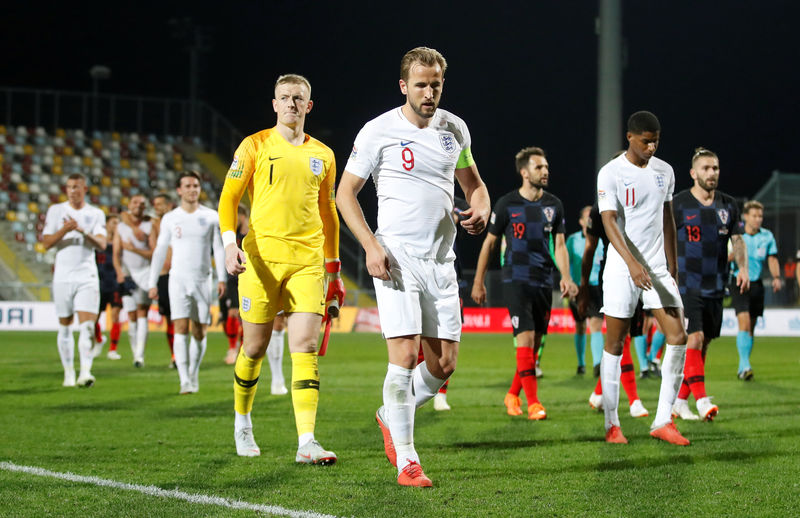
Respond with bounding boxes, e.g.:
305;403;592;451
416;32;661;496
221;230;237;248
325;259;341;274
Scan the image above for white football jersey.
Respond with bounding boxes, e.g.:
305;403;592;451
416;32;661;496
597;153;675;273
43;201;106;283
117;219;153;274
344;107;472;261
148;205;226;289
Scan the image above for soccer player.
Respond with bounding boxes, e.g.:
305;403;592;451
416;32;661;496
113;194;155;367
566;205;604;375
731;200;780;380
41;173;107;387
472;147;576;420
94;214;123;360
596;110;690;445
671;147;748;420
219;74;345;465
337;47;490;487
152;192;176;367
148;171;227;394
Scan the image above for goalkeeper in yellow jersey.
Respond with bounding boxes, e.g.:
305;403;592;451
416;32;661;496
218;74;345;464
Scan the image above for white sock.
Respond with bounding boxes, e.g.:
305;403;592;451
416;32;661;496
127;320;137;355
412;362;446;408
188;335;207;386
267;329;285;387
601;350;622;430
135;316;148;361
57;324;74;371
383;363;419;473
298;432;315;447
173;333;190;386
77;320;94;377
234;411;252;432
653;344;687;428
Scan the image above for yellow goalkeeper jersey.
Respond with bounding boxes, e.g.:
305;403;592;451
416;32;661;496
218;127;338;266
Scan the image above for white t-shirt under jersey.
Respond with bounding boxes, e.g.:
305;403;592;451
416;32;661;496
117;219;153;275
147;205;227;289
597;153;675;274
43;201;107;283
344;107;472;262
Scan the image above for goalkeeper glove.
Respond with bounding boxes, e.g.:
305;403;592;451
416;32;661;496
324;259;345;318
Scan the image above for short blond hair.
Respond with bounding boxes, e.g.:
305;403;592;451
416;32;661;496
744;200;764;214
274;74;311;98
400;47;447;81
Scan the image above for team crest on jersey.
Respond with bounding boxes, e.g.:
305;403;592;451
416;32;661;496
309;157;324;176
242;297;251;312
350;146;358;160
542;207;555;223
439;134;456;154
598;189;606;199
717;209;729;224
511;316;519;329
230;155;239;169
655;174;665;188
198;216;207;227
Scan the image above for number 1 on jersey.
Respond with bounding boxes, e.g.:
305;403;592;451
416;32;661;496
401;147;415;171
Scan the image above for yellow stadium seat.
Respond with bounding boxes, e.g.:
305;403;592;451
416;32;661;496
52;164;63;175
58;194;67;202
34;242;47;254
111;132;120;141
55;128;66;137
101;177;111;186
23;145;34;155
6;211;16;221
92;139;103;150
120;178;130;188
120;196;130;206
63;147;74;156
174;162;183;172
17;183;29;193
146;151;156;161
0;125;6;135
200;191;208;201
53;155;63;165
120;159;130;168
145;142;155;152
89;185;101;196
28;202;39;213
83;156;93;167
101;205;110;215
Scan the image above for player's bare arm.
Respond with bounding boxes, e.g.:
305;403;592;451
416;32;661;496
601;210;652;290
123;240;153;260
112;230;126;284
730;234;750;293
454;165;490;235
554;232;578;298
663;201;678;279
768;255;782;292
471;232;499;305
577;233;599;317
335;171;390;281
120;211;148;242
41;216;79;249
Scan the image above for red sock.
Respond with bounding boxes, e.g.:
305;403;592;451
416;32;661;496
594;377;602;395
620;337;639;405
417;344;425;365
438;379;449;394
110;322;120;351
94;322;102;343
678;379;691;400
516;347;539;405
656;345;663;361
509;371;522;396
225;316;239;350
685;348;707;400
166;321;174;351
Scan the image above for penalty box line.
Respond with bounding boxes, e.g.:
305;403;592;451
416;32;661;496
1;461;346;518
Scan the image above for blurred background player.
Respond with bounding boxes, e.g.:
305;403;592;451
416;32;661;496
579;203;649;418
94;214;123;360
338;47;489;487
114;194;155;368
148;171;226;394
671;148;748;420
567;205;604;375
731;200;781;380
152;192;176;368
472;147;576;421
222;205;249;365
596;111;689;445
220;74;344;465
41;173;107;387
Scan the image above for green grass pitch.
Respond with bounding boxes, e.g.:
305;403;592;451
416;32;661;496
1;330;799;517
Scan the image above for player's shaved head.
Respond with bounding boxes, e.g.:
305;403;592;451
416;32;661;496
275;74;311;98
627;111;661;134
66;173;87;184
400;47;447;82
691;147;718;167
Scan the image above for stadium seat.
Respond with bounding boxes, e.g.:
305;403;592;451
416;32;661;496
15;232;24;242
11;221;23;233
34;242;46;254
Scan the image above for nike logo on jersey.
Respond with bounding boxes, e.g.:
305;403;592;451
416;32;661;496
400;140;413;146
623;180;634;186
269;156;283;160
511;212;522;217
686;214;698;220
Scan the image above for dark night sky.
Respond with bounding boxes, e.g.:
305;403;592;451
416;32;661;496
4;1;800;267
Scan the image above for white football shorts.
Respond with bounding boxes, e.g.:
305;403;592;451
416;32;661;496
168;275;212;324
53;278;100;318
373;238;461;341
601;267;683;319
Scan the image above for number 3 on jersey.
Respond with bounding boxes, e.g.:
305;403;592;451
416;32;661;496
401;147;414;171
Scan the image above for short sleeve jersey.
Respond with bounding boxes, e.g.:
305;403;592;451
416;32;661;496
734;228;778;280
116;220;153;274
597;154;675;273
566;229;603;286
344;107;473;261
488;190;565;288
43;202;106;283
96;243;118;292
148;205;227;288
223;128;336;266
673;189;743;297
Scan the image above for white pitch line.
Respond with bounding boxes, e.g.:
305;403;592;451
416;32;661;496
1;461;346;518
